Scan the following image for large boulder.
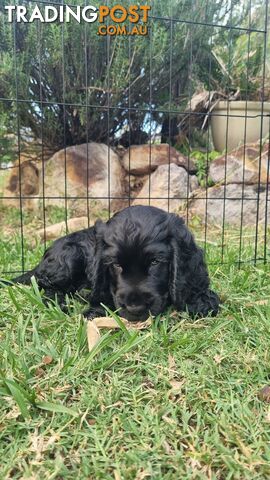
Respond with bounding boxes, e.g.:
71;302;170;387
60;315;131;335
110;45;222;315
43;143;123;213
121;143;196;175
132;163;199;212
1;143;124;213
189;183;270;226
209;143;270;185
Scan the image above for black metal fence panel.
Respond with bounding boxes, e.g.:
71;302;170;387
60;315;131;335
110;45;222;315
0;0;269;276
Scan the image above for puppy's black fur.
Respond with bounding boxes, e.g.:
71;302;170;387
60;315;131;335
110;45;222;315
12;205;220;320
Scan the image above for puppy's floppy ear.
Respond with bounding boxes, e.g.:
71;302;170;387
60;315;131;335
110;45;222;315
168;214;219;317
85;220;111;306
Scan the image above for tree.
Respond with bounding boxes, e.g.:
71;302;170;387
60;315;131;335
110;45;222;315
0;0;261;151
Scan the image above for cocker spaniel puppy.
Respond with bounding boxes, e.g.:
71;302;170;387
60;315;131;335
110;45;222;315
12;205;220;320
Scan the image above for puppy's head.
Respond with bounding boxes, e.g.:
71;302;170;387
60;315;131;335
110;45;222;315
94;206;172;321
93;205;218;320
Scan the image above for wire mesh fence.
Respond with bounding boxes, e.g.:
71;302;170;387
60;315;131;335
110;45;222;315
0;0;269;277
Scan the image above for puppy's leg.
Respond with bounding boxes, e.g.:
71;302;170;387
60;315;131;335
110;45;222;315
185;290;220;317
12;237;87;311
83;305;109;320
12;269;38;285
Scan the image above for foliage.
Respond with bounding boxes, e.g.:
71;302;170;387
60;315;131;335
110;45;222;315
211;2;267;100
0;113;16;165
212;32;264;99
0;0;253;150
191;150;220;187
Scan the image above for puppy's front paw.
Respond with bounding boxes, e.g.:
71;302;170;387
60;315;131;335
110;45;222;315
186;290;220;318
83;306;107;320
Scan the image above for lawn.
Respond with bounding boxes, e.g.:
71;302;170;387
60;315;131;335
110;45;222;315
1;225;270;479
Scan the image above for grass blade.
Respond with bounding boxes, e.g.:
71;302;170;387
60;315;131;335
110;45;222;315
96;331;148;370
30;276;43;301
7;286;21;311
100;303;131;338
4;379;31;419
35;401;78;416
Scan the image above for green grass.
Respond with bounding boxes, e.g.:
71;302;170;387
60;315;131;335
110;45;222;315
1;231;270;479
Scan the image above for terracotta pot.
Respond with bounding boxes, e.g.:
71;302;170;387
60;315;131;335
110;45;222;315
211;100;270;152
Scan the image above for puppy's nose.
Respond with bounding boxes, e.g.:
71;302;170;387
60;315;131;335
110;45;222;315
126;305;146;316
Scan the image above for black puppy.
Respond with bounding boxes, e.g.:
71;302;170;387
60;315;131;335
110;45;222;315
12;205;220;320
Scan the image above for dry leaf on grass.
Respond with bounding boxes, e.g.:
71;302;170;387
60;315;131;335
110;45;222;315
168;354;176;371
35;367;46;377
169;379;185;394
114;471;122;480
258;385;270;403
246;299;269;307
134;469;152;480
163;440;173;454
167;353;185;394
5;405;21;420
265;409;270;423
29;429;60;461
87;321;101;351
94;316;151;330
87;418;96;426
213;354;223;364
42;355;53;365
87;316;152;352
94;317;126;328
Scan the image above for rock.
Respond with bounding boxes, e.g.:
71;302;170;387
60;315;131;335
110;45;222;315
123;174;147;194
133;164;197;212
32;216;90;242
122;144;196;175
189;183;270;226
209;143;270;185
2;158;40;210
2;143;124;213
42;143;124;213
190;175;200;192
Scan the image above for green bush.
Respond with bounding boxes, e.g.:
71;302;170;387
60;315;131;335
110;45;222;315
0;112;16;165
191;150;220;187
0;0;265;150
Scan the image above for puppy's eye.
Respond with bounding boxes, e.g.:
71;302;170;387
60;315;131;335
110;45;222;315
150;259;159;266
